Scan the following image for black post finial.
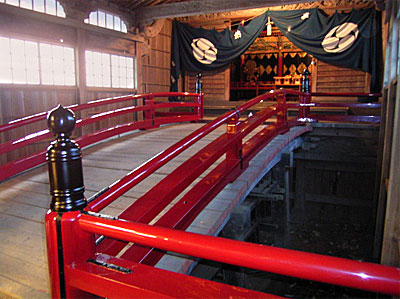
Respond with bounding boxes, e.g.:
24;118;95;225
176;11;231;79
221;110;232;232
195;73;202;94
46;105;87;212
301;69;310;93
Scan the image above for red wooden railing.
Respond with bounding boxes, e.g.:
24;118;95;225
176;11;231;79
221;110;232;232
41;90;400;298
3;89;395;297
0;92;203;181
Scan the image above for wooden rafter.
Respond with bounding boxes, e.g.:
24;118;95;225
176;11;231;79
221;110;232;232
127;0;147;10
134;0;316;26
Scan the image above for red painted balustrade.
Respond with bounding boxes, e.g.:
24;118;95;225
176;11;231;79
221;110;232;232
0;92;203;181
41;89;398;299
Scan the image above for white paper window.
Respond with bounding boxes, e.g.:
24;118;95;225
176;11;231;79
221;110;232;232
85;10;128;33
0;0;66;17
86;50;135;89
0;36;75;86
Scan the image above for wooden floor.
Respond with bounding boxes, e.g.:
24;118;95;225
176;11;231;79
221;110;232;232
0;122;310;298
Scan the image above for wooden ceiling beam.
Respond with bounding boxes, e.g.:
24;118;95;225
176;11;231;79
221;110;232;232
134;0;315;26
127;0;149;10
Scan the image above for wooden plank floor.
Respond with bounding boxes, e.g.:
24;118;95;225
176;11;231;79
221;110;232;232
0;122;310;298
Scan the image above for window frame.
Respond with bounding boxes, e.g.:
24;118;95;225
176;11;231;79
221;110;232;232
0;0;66;18
84;10;128;34
85;49;136;90
0;34;76;87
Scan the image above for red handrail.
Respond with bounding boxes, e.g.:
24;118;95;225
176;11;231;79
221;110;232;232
79;213;400;296
43;89;388;298
0;92;202;134
0;102;201;155
87;91;280;212
0;92;203;181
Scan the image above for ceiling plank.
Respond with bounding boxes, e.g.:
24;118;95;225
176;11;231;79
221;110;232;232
134;0;316;25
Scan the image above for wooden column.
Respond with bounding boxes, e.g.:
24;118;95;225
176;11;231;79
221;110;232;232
76;27;87;106
379;2;400;266
293;159;306;221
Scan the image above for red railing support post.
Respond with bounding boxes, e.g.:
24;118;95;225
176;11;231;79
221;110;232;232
226;110;247;177
299;70;312;120
198;93;204;119
276;91;289;133
45;105;95;298
305;92;311;118
144;94;157;128
299;93;311;119
299;94;305;119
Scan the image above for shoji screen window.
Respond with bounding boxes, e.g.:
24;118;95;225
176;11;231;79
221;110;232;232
40;44;75;85
0;0;66;17
0;36;75;86
86;50;135;89
85;11;128;33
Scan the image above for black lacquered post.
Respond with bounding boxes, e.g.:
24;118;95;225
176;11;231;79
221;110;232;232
195;73;202;94
301;69;310;93
46;105;87;212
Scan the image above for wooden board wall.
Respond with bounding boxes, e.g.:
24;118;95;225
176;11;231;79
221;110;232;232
0;87;77;164
0;8;143;165
314;60;370;93
138;20;172;95
186;68;230;100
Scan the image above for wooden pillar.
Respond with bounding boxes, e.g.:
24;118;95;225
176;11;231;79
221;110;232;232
76;28;87;106
375;1;400;267
293;159;306;221
381;74;400;267
224;67;230;101
278;54;283;77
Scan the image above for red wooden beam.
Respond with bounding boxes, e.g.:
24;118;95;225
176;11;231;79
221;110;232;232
118;122;293;265
96;107;278;256
79;214;400;296
87;110;236;212
1;92;203;181
66;254;276;298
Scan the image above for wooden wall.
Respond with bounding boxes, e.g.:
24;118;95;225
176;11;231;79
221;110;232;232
313;60;370;93
138;20;172;95
0;6;172;165
186;68;230;100
0;87;77;164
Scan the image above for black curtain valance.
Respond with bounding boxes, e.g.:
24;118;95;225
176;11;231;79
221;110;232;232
170;7;382;95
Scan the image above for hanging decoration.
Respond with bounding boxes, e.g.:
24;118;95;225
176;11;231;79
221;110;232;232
268;7;382;92
170;13;269;95
170;7;382;96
